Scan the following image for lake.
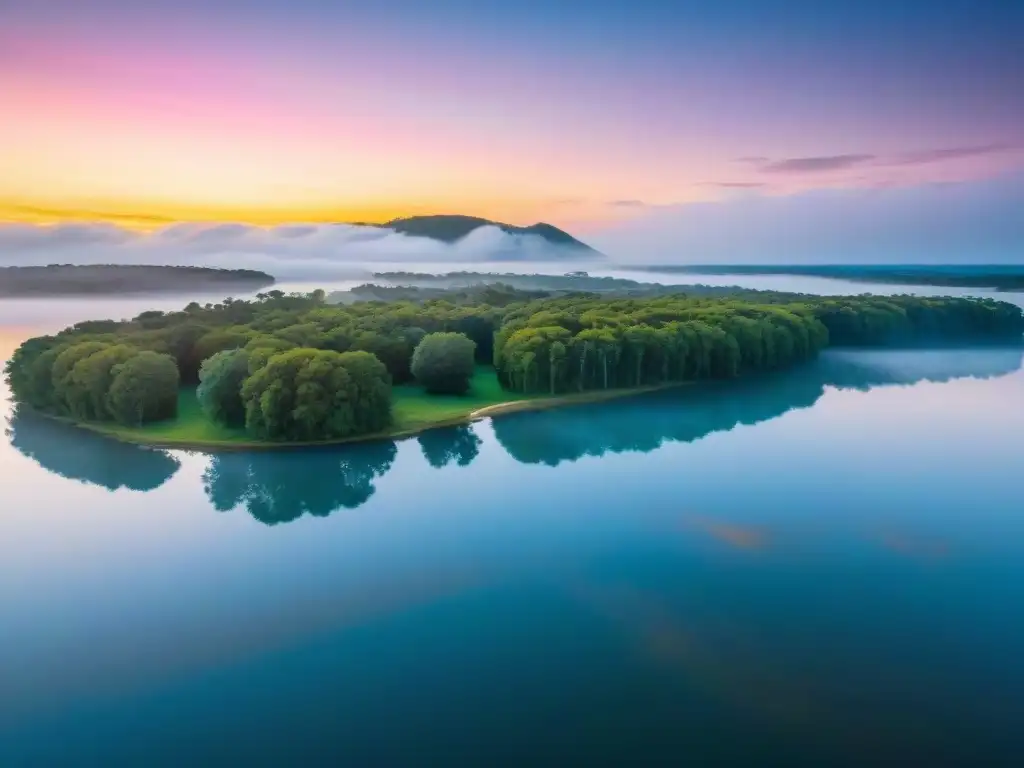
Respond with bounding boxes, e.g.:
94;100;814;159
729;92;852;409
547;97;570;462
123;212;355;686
3;282;1024;766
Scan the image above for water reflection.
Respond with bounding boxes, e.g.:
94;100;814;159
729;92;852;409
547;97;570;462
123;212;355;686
4;408;181;491
6;349;1022;521
417;425;482;468
202;442;398;525
494;348;1024;466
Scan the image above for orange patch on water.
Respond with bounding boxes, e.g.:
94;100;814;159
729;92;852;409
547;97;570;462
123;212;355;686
683;514;769;551
878;531;950;560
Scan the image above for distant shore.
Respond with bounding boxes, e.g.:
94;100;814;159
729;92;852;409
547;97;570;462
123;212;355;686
638;264;1024;292
0;264;275;298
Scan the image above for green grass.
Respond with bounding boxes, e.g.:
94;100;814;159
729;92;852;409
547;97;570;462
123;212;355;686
82;366;667;449
391;365;543;430
96;388;249;444
88;367;543;447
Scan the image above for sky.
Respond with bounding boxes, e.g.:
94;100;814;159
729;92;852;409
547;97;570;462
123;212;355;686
2;0;1023;262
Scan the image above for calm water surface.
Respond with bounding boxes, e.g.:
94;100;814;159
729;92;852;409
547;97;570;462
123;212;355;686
3;286;1024;766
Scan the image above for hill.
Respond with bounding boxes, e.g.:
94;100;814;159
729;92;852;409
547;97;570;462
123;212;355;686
381;215;596;252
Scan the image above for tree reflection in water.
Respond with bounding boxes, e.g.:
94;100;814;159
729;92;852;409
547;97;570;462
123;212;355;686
417;425;481;468
9;348;1022;522
5;407;180;491
492;348;1024;466
202;441;398;525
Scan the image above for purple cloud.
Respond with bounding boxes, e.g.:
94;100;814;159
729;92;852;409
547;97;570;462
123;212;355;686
747;143;1020;175
760;154;876;173
698;182;768;189
886;143;1017;166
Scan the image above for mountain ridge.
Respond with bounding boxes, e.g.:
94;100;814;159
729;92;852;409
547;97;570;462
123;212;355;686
353;214;597;252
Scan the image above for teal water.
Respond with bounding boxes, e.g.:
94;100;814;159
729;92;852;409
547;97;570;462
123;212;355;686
4;336;1024;764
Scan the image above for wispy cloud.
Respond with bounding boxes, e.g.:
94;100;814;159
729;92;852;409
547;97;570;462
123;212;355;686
608;199;648;208
746;143;1020;176
697;182;768;189
886;143;1017;167
760;154;876;173
3;204;178;225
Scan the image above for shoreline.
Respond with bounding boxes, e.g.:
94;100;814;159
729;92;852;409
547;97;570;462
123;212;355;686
34;382;685;453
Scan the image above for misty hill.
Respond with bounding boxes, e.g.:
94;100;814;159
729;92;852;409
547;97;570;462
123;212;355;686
381;215;596;252
0;265;275;297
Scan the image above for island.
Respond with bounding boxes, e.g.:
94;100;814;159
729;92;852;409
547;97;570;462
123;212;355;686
0;264;275;297
5;284;1023;450
641;264;1024;292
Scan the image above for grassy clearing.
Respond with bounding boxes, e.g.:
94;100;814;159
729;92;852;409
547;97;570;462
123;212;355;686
391;365;543;430
93;388;248;445
79;366;670;449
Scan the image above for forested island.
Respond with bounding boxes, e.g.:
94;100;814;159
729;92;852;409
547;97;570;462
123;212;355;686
0;265;275;297
5;284;1023;449
644;265;1024;292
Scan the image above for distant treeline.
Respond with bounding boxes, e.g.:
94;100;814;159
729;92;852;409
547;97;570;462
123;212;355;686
5;284;1022;440
643;264;1024;292
0;264;275;297
366;271;748;296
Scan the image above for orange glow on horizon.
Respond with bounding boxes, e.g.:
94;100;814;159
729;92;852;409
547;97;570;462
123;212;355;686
0;195;656;233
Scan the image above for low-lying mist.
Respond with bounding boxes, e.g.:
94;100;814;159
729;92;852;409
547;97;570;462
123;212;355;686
0;222;599;280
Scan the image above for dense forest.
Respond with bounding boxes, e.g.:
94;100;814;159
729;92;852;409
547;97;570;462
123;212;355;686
5;284;1023;442
0;265;275;297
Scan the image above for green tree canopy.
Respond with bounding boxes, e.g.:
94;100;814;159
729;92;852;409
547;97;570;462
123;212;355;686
196;348;250;427
411;332;477;394
106;351;180;426
241;348;391;441
65;344;140;421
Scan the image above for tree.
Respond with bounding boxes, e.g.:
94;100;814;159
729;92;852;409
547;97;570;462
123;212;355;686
51;341;110;414
156;322;209;383
192;329;250;367
352;330;415;383
244;336;296;373
241;348;391;441
411;332;477;395
106;352;180;426
3;335;59;408
196;348;250;426
66;344;139;420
